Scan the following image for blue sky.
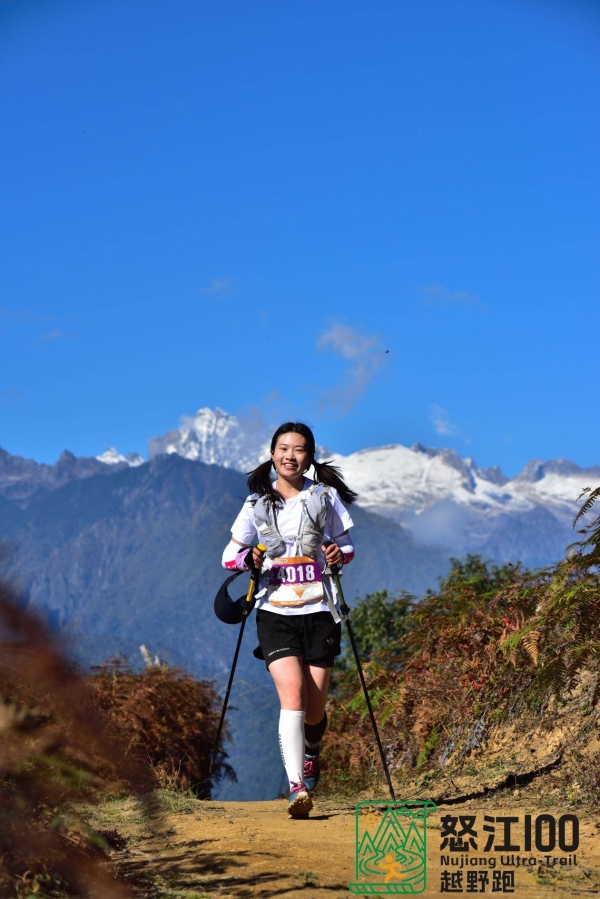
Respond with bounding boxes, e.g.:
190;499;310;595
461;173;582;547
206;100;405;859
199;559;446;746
2;0;599;475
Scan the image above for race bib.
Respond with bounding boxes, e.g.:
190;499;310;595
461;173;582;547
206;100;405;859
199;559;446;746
267;556;324;606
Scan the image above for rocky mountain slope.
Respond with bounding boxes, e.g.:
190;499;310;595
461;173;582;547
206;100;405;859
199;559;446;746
1;454;443;666
0;446;142;504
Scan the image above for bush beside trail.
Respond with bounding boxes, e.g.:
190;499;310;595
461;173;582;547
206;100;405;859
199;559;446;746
321;488;600;801
324;548;600;805
86;657;235;797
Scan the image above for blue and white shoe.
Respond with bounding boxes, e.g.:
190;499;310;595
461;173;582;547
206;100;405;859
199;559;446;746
303;746;321;792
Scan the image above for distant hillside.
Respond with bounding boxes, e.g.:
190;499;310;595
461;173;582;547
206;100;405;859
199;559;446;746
4;411;593;797
0;454;445;670
0;454;448;801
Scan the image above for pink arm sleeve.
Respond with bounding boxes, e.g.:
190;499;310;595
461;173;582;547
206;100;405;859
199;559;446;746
222;540;251;571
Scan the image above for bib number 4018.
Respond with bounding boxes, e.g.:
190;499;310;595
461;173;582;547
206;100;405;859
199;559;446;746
277;563;317;583
269;560;322;586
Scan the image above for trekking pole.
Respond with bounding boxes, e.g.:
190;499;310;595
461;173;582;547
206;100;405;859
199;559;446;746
326;559;396;801
210;545;266;774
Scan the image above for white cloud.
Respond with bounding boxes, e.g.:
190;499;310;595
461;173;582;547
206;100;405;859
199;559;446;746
430;404;459;436
419;283;487;311
316;323;388;416
199;277;232;295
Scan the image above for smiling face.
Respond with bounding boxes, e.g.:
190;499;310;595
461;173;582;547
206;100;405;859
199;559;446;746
271;431;310;484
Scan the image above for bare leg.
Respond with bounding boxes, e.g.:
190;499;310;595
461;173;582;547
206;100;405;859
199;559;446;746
268;655;305;710
269;658;331;805
267;658;331;719
304;664;331;725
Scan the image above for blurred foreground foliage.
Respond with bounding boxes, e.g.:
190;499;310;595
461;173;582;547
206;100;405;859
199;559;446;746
0;582;148;897
324;495;600;802
0;580;232;898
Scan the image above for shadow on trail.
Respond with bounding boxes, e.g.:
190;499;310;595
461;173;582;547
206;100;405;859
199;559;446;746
117;842;348;897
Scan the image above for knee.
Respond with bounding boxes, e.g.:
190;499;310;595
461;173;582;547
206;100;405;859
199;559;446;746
280;686;304;710
305;712;323;726
305;702;327;725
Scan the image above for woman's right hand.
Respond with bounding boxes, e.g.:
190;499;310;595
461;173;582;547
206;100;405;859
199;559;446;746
251;545;266;570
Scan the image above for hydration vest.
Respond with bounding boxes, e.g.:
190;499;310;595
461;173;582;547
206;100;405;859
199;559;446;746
253;484;330;560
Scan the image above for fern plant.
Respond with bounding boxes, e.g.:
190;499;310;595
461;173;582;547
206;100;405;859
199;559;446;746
519;563;600;700
324;552;600;794
571;486;600;568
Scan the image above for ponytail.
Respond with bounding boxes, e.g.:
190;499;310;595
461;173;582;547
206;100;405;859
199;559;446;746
313;460;358;506
247;459;281;506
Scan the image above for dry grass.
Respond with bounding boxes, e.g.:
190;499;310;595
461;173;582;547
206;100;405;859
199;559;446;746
86;659;234;797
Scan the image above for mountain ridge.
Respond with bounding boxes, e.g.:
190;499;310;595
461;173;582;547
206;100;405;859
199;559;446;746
3;405;598;567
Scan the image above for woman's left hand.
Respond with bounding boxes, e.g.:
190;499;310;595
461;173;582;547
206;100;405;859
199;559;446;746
322;542;343;567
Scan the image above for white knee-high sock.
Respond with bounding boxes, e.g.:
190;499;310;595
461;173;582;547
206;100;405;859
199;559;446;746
278;709;306;787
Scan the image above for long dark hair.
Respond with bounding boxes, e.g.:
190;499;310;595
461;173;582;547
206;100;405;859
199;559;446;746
247;421;358;507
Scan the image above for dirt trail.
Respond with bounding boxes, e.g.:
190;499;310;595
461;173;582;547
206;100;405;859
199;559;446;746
95;788;600;898
103;795;355;897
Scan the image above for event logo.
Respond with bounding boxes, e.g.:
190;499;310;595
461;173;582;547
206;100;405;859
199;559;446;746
437;811;579;894
350;802;580;894
349;800;437;894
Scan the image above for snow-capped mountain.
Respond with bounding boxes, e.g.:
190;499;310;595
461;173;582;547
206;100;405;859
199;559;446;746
148;407;328;473
329;443;600;526
96;448;144;467
2;406;598;566
148;407;271;472
325;443;600;564
144;408;600;565
146;408;598;529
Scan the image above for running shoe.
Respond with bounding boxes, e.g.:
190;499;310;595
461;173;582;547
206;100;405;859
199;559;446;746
303;748;321;792
287;781;313;818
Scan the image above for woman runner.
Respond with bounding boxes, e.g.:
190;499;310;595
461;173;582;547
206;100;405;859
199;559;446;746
222;422;357;818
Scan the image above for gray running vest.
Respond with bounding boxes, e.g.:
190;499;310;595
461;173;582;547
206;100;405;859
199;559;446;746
253;484;331;560
252;484;341;623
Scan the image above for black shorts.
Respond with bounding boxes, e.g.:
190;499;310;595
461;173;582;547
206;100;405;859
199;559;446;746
255;609;342;670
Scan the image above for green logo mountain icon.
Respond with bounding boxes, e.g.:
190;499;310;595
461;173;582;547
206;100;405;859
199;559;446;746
350;800;436;894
